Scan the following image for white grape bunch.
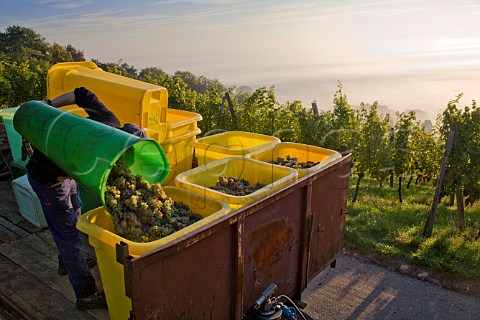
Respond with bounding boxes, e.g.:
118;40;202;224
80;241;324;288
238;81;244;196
104;161;202;242
209;176;265;196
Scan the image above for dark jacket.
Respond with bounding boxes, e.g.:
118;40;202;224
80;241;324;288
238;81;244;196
27;87;121;184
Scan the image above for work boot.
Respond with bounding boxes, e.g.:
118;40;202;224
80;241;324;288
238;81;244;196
76;290;107;310
58;256;97;275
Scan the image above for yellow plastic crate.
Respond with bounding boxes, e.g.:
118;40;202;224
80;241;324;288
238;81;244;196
175;157;297;210
247;142;342;178
160;128;201;186
76;186;230;320
143;109;202;186
165;108;202;138
147;108;201;141
47;62;168;142
191;131;281;165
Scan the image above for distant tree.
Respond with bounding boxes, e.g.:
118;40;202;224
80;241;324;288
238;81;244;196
65;44;85;61
92;59;138;78
0;26;51;106
174;71;203;92
0;25;49;62
0;26;86;107
174;70;227;94
51;43;73;63
49;43;85;64
139;67;166;82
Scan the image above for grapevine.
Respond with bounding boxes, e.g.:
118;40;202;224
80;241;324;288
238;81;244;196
104;161;202;242
271;155;319;169
210;176;265;196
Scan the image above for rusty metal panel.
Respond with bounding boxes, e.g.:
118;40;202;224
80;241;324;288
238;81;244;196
242;187;308;312
306;158;350;282
129;224;237;319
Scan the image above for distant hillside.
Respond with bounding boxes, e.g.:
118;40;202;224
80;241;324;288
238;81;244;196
351;104;432;122
349;104;434;132
405;108;432;124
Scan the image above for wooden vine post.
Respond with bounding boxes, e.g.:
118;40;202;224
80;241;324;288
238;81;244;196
225;92;236;119
423;130;456;238
311;101;319;116
220;92;237;129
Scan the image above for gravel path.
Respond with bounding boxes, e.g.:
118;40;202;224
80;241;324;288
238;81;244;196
301;254;480;320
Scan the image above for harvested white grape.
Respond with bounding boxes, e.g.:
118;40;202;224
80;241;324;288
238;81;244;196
209;176;265;196
104;161;202;242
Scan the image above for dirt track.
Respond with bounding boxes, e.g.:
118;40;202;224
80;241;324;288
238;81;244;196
302;253;480;320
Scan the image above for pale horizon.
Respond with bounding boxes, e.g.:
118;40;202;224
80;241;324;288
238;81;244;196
1;0;480;120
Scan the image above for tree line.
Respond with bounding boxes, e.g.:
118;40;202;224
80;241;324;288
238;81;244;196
1;26;479;233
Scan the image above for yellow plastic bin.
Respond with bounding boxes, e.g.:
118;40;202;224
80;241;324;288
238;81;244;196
47;62;169;142
247;142;342;178
146;108;202;142
166;108;202;139
175;157;297;210
144;108;203;186
191;131;281;165
76;186;230;320
160;128;201;186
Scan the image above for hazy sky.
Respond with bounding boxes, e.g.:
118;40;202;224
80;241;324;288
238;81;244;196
1;0;480;119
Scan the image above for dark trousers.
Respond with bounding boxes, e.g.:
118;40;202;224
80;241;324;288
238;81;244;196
27;175;97;299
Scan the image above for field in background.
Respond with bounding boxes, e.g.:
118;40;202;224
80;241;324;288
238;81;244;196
345;175;480;281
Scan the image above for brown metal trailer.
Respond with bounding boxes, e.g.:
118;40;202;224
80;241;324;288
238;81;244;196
116;154;351;319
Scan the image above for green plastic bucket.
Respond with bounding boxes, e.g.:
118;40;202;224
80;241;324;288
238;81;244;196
13;101;169;205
